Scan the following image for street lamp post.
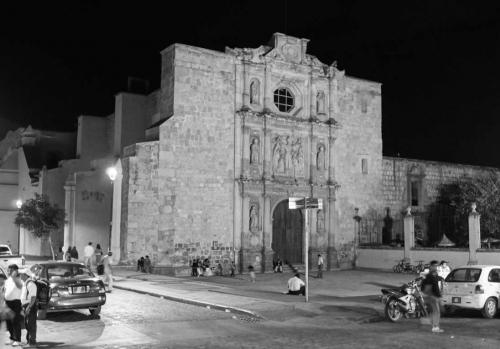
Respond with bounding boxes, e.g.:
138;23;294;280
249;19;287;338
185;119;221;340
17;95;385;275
106;167;117;253
16;199;22;254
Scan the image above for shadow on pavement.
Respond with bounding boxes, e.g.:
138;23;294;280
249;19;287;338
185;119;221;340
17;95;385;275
44;310;101;322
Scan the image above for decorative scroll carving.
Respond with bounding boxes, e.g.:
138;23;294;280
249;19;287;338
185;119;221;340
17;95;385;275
316;144;326;171
272;135;304;177
250;137;260;164
249;204;259;232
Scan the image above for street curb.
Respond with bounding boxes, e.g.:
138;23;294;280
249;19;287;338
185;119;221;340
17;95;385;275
113;284;265;320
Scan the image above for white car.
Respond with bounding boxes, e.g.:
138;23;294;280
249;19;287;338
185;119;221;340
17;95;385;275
442;265;500;318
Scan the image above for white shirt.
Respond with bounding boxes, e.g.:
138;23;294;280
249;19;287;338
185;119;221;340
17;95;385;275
4;277;22;301
21;279;37;305
287;276;305;291
84;245;95;258
318;256;324;266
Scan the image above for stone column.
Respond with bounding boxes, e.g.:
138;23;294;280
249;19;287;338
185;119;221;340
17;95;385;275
111;165;122;264
63;179;76;250
468;203;481;265
263;125;272;180
262;194;272;271
233;111;243;271
263;64;272;112
328;135;336;182
242;125;250;179
403;207;414;262
242;61;250;108
353;208;362;268
326;186;338;270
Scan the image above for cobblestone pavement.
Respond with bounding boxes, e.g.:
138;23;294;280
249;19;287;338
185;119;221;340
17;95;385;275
3;288;500;348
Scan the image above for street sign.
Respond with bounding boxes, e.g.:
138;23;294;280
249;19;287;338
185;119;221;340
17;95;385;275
288;197;323;210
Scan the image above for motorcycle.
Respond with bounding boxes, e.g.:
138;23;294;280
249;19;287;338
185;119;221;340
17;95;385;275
380;278;429;322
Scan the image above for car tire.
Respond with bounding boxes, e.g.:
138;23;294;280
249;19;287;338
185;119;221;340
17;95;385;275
37;309;47;320
89;305;101;317
481;297;497;319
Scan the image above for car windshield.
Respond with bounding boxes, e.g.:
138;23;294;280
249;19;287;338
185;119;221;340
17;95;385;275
445;268;482;282
0;246;10;254
47;265;94;280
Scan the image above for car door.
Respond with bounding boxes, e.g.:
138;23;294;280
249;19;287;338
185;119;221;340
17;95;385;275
487;268;500;300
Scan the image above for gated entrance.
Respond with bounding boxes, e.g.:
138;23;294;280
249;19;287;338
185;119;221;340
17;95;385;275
272;200;303;264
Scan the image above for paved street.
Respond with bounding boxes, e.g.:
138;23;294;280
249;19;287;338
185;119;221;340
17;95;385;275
2;270;500;348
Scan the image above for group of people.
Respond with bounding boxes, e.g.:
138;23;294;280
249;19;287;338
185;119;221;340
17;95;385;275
0;264;41;347
191;259;237;278
136;256;153;273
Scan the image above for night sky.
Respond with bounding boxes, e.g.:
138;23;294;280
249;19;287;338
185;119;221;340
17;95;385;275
1;1;500;167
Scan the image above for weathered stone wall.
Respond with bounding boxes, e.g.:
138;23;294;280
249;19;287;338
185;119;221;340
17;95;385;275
330;76;384;267
121;141;159;265
156;44;236;274
382;156;500;215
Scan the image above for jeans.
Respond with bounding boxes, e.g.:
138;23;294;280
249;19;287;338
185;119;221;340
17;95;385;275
317;264;323;278
103;269;113;291
24;304;37;344
425;295;441;327
5;299;22;342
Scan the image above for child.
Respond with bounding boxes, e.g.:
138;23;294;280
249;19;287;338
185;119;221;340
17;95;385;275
248;265;256;283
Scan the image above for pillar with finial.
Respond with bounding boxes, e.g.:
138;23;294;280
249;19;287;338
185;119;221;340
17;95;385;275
403;206;414;262
468;202;481;265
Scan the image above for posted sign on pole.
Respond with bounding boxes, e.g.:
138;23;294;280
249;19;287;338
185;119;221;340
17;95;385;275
288;197;323;303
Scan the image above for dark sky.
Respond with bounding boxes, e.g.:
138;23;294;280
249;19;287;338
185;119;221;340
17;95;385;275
1;1;500;167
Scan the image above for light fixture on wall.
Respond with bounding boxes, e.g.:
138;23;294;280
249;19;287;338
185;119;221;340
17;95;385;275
16;199;23;209
106;167;118;181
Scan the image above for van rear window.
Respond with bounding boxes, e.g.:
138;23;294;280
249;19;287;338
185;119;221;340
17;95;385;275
446;268;481;282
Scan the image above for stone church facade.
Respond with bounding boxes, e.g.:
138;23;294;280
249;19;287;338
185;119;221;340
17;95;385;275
120;33;384;274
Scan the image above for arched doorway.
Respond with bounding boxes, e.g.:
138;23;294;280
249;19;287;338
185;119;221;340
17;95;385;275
272;200;303;264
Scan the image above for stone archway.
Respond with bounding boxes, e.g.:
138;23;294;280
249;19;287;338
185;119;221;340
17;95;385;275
272;200;303;264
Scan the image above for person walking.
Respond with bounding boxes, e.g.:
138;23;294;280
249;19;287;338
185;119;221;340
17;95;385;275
248;265;256;283
317;254;324;279
65;246;72;262
4;264;23;346
191;259;198;277
83;242;95;270
21;266;40;347
101;252;113;293
144;256;152;274
421;260;444;333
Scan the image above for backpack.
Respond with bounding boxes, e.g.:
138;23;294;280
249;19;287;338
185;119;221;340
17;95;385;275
26;279;51;309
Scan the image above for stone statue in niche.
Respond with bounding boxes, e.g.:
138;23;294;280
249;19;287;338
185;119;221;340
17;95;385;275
249;204;259;232
250;80;260;105
316;144;325;171
272;136;288;174
316;91;325;114
250;137;259;164
317;210;325;232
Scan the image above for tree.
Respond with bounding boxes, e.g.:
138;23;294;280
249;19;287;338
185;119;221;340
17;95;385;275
432;171;500;245
14;193;65;260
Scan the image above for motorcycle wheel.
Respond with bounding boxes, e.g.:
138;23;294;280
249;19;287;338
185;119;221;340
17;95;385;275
385;298;403;322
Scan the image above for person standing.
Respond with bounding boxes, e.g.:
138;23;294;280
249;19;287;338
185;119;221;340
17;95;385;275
65;246;72;262
101;252;113;293
70;246;79;260
5;264;23;346
144;256;152;274
248;265;256;283
21;267;39;347
317;254;324;279
83;242;95;270
421;260;444;333
94;244;103;265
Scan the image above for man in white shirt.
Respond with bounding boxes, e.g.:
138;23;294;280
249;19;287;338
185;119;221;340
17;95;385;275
101;252;113;292
5;264;23;346
287;273;305;296
317;254;324;279
83;242;95;270
20;266;39;347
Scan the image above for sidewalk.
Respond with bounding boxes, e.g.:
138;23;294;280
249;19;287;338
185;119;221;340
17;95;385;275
111;268;415;320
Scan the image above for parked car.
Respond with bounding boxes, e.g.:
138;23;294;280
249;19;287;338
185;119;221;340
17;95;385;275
0;244;25;270
442;265;500;318
35;262;106;319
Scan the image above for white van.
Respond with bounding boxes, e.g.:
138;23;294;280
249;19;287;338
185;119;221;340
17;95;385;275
442;265;500;318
